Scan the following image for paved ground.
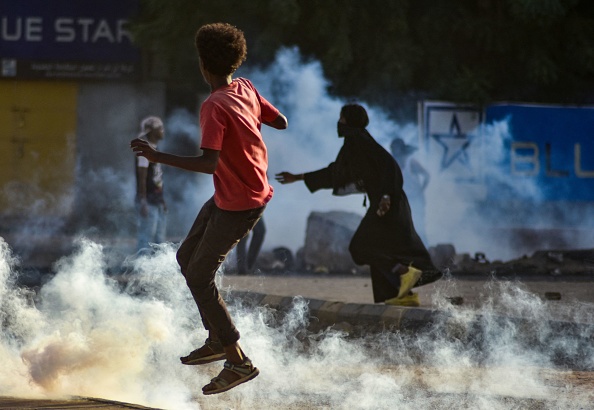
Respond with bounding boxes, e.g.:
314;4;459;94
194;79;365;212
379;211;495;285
3;271;593;409
2;366;592;410
220;271;594;324
0;396;161;409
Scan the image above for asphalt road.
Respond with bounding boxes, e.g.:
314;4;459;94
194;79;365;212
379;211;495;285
3;271;593;410
220;271;594;324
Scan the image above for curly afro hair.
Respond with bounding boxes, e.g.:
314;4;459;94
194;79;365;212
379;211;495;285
195;23;247;77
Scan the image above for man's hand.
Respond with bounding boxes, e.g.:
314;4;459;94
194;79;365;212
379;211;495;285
275;172;302;184
377;195;391;217
131;138;158;162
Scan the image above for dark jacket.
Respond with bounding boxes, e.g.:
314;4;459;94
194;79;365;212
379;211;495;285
304;126;436;302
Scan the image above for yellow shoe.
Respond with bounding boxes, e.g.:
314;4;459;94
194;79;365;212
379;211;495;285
385;292;420;307
397;265;422;299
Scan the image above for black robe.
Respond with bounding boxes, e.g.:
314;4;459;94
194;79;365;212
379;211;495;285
304;127;436;302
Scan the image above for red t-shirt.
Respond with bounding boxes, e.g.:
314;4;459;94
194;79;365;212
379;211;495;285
200;78;280;211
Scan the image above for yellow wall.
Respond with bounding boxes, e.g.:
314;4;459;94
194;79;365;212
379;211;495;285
0;81;77;217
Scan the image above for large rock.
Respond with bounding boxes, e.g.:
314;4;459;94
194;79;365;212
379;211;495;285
428;243;457;271
302;211;367;274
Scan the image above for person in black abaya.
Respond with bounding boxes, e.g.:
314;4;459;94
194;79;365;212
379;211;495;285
275;103;441;306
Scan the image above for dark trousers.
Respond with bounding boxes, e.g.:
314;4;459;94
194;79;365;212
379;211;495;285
349;201;436;303
236;218;266;274
176;197;265;346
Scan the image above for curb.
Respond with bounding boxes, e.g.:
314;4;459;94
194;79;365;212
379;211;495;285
226;289;594;370
228;290;448;332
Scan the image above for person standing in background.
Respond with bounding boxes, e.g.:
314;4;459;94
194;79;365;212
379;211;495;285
135;116;167;252
390;137;430;246
236;218;266;275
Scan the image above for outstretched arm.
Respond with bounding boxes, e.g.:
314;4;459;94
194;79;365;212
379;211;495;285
275;171;303;184
130;138;220;174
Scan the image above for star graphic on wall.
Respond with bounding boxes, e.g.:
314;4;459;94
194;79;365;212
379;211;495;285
431;114;473;170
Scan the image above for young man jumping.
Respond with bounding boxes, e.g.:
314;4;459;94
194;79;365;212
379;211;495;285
131;22;288;395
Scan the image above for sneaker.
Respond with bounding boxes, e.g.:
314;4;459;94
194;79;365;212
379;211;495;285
397;265;422;299
180;338;226;365
385;292;420;307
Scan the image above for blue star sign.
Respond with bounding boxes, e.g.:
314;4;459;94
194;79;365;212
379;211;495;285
431;114;473;170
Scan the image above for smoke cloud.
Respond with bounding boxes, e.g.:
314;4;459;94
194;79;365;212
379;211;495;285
1;46;593;409
161;47;576;262
1;238;592;408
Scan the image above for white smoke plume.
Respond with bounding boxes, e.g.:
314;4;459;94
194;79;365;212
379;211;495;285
210;48;426;257
1;47;593;409
161;47;570;262
1;238;592;408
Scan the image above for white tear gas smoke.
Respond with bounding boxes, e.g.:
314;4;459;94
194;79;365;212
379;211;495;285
239;48;418;255
423;117;544;261
2;47;593;408
2;47;584;268
154;48;432;257
0;176;74;263
158;108;208;240
160;47;575;262
1;238;592;408
72;166;136;234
